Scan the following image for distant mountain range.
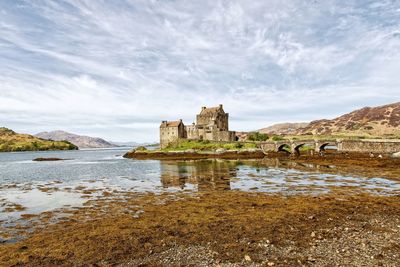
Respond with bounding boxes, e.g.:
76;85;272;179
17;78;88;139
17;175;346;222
111;141;145;147
0;127;77;152
35;131;115;149
258;102;400;137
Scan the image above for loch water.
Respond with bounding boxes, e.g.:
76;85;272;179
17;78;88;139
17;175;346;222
1;148;399;224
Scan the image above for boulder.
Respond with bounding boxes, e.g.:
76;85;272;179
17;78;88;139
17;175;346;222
392;152;400;158
215;148;227;153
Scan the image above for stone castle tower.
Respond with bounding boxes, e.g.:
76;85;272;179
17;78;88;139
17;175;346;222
160;105;236;148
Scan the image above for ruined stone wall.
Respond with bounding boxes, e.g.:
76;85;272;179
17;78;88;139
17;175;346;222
339;140;400;153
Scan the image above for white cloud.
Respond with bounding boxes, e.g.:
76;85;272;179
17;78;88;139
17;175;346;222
0;0;399;142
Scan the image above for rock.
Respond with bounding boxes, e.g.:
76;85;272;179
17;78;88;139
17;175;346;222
267;262;275;266
33;158;67;161
311;231;316;238
307;257;316;262
215;148;226;153
244;255;251;262
392;152;400;158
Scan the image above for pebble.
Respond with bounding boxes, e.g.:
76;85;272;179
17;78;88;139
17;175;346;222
267;262;275;266
307;257;316;262
244;255;251;262
311;232;316;238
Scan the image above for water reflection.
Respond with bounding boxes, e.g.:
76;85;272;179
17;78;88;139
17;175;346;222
158;158;400;194
160;160;235;191
258;158;336;171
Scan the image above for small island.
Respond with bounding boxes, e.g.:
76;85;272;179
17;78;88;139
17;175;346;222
32;158;69;161
123;140;266;160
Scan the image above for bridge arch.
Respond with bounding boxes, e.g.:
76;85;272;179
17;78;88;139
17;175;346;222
293;143;305;155
319;142;338;152
293;142;315;156
277;144;291;154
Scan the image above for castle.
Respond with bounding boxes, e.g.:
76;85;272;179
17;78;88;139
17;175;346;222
160;105;237;148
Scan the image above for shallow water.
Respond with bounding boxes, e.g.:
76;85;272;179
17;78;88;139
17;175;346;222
0;148;399;224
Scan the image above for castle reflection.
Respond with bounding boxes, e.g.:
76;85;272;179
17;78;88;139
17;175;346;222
160;160;239;191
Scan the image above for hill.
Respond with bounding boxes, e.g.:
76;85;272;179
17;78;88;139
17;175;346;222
296;102;400;137
258;123;309;135
0;127;78;152
35;131;114;149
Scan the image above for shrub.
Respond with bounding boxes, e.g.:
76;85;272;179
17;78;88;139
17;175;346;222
272;136;284;141
247;132;269;141
135;146;148;151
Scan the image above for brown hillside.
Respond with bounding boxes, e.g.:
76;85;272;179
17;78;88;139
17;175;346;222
258;123;309;135
296;102;400;136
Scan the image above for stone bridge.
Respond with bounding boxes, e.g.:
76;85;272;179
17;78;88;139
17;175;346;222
259;139;400;155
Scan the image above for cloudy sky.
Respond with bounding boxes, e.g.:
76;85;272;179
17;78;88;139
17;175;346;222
0;0;399;142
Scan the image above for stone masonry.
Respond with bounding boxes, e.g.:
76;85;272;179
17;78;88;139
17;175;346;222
160;105;236;149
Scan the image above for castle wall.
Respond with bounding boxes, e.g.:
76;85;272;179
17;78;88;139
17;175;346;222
160;124;185;149
160;105;236;147
216;113;229;131
196;113;229;131
185;125;198;140
216;131;236;142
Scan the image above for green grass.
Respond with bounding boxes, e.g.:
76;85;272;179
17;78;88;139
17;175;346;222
161;140;258;152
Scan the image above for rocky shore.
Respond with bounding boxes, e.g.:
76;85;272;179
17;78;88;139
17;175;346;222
2;151;400;266
1;191;399;266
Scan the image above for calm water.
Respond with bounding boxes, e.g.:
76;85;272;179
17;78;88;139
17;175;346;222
1;148;399;224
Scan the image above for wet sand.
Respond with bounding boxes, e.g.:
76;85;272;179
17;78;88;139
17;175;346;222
1;153;400;266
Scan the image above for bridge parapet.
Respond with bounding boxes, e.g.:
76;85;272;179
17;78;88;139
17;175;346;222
259;138;400;154
260;139;340;154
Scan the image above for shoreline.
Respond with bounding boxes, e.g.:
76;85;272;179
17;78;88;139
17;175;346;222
123;149;400;170
123;149;266;160
1;191;399;266
1;150;400;266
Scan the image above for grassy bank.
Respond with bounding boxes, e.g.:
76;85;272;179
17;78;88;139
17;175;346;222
162;140;258;152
